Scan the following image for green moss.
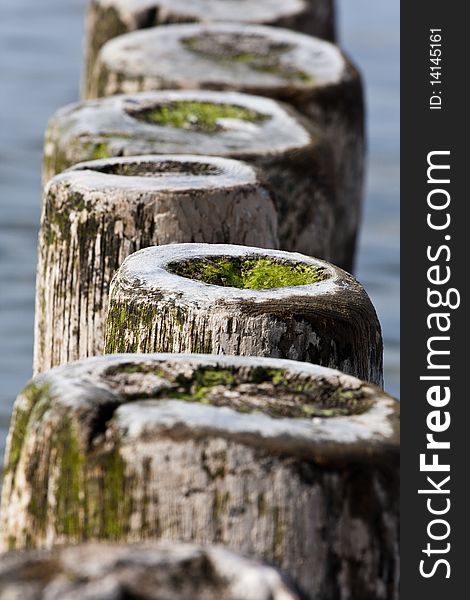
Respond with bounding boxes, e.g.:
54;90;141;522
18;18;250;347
168;256;325;290
213;490;230;520
272;506;285;562
131;101;268;133
7;536;16;551
250;367;288;384
90;142;110;160
166;368;236;404
43;125;71;179
102;359;373;419
99;443;130;539
254;64;312;82
5;383;50;478
54;418;83;539
42;191;97;248
257;494;267;517
104;301;156;354
182;34;312;83
104;301;214;355
196;369;236;388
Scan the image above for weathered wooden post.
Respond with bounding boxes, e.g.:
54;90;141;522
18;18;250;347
0;541;310;599
83;0;337;98
104;244;383;385
33;154;278;374
88;23;364;270
43;90;337;264
0;354;399;598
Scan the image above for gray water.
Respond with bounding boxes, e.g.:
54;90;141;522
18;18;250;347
0;1;399;456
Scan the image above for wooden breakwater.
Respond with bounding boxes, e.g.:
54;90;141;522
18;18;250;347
86;23;364;271
104;243;383;386
0;2;400;599
82;0;337;98
34;155;278;373
1;354;399;598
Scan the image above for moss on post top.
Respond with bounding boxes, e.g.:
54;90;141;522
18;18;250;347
181;33;312;83
168;256;325;290
6;354;399;470
43;90;315;181
110;243;346;304
130;100;269;133
98;23;348;91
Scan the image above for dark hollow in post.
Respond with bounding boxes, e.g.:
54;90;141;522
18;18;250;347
0;541;310;599
89;23;364;271
104;244;383;385
83;0;336;98
43;90;337;264
0;353;399;599
34;154;277;374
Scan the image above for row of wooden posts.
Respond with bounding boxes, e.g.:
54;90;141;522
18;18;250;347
0;1;399;599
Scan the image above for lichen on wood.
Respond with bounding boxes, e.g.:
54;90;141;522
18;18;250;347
34;155;278;374
0;354;399;599
104;244;384;386
43;90;337;264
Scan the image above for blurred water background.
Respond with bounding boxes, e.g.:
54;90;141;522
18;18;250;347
0;0;399;456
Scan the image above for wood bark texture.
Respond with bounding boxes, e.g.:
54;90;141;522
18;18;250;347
83;0;336;97
43;90;338;265
104;244;383;386
0;541;309;599
88;23;363;270
34;155;278;374
0;354;399;599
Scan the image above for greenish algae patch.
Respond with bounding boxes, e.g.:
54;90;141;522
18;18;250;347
168;256;325;289
5;383;51;478
272;505;285;562
105;301;213;355
250;367;288;385
182;34;313;83
97;442;131;540
103;362;372;419
161;368;373;419
54;417;83;539
131;101;269;133
90;142;110;160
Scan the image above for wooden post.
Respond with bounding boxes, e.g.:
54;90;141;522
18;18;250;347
0;354;399;599
0;541;310;600
87;24;364;271
33;154;278;375
83;0;336;99
43;90;338;265
104;244;383;385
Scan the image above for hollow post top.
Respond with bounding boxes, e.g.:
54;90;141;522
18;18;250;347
49;154;270;195
109;243;372;308
94;0;312;26
46;90;318;159
98;22;354;92
14;353;399;466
